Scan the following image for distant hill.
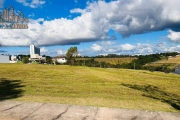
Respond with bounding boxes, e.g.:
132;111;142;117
74;53;180;72
145;55;180;69
75;57;137;65
156;55;180;64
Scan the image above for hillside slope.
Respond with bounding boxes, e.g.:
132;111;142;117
0;64;180;112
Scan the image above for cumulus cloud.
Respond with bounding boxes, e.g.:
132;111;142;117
1;0;180;46
16;0;46;8
87;41;180;55
91;41;116;52
84;0;180;37
119;44;135;51
70;8;86;14
28;13;35;18
39;47;67;56
0;0;4;8
167;30;180;42
57;49;66;55
40;47;48;53
91;44;103;51
0;16;100;46
39;41;180;56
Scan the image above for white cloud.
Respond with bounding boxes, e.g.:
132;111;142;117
102;41;116;46
70;8;86;14
86;41;180;56
167;30;180;42
28;13;35;18
1;0;180;47
135;43;153;54
84;41;115;54
57;49;66;55
40;47;48;53
91;44;103;51
82;0;180;37
0;15;100;46
119;44;135;51
16;0;46;8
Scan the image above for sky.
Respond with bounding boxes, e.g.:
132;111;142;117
0;0;180;56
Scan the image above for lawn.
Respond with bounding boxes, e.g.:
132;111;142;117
0;64;180;112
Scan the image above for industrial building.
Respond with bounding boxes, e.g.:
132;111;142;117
0;54;10;63
0;55;19;63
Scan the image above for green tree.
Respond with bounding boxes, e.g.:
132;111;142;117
44;55;52;64
66;47;78;65
22;57;29;64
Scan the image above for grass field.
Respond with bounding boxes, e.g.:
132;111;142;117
0;64;180;112
157;56;180;64
146;56;180;69
76;57;136;64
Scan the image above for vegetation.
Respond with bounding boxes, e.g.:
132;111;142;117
156;56;180;64
17;51;179;73
144;55;180;72
66;47;78;65
75;57;135;65
0;64;180;112
74;52;180;73
122;84;180;110
18;54;30;61
22;57;29;64
95;54;135;58
42;55;52;64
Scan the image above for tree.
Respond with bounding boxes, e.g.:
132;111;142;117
42;55;52;64
22;57;29;64
66;47;78;65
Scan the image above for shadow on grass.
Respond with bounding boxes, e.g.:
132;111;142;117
0;78;24;101
122;83;180;111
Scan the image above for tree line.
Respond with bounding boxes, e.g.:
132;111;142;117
17;46;179;73
66;47;179;73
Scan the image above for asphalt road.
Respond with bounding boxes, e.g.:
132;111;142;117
0;100;180;120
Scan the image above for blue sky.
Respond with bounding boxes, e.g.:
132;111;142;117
0;0;180;56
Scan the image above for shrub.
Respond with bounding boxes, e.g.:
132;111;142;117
22;57;29;64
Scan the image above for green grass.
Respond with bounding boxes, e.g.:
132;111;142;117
76;57;136;64
0;64;180;112
157;56;180;64
147;56;180;69
148;56;180;69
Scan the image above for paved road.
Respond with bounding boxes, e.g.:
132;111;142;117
0;100;180;120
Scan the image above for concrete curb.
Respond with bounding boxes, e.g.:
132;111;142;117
0;101;180;120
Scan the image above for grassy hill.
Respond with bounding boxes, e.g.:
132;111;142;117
0;64;180;112
145;56;180;69
76;57;136;65
157;56;180;64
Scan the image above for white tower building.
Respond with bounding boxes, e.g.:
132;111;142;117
30;44;40;55
29;44;46;63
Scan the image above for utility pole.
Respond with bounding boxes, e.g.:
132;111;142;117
84;59;85;66
134;63;136;70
